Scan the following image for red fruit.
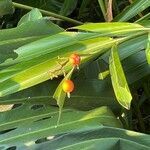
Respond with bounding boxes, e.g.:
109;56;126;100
69;53;81;66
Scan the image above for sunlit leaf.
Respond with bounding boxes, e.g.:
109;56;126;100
98;70;110;80
72;22;148;36
53;67;74;124
146;33;150;64
109;45;132;109
0;36;116;96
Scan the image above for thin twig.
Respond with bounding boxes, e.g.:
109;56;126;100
106;0;113;22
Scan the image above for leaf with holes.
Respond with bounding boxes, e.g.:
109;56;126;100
0;78;121;114
0;104;122;148
24;126;150;150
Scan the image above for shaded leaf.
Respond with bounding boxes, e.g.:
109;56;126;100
0;105;122;148
114;0;150;21
122;51;150;83
98;0;107;20
0;18;64;65
0;0;14;16
59;0;78;16
0;78;121;114
18;8;42;26
27;126;150;150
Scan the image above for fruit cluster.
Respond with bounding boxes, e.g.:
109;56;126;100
62;53;81;97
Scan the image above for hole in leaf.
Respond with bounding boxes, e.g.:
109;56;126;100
35;137;49;144
6;146;16;150
0;128;16;135
34;116;51;122
30;104;44;110
12;103;23;110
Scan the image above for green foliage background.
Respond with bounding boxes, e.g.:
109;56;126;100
0;0;150;149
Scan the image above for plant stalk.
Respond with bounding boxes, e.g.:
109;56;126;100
12;2;83;25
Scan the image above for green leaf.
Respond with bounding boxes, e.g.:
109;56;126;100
28;126;150;150
78;0;91;18
0;0;14;16
0;36;116;96
0;105;122;148
59;0;78;16
72;22;148;36
17;8;43;26
53;67;74;124
146;33;150;64
135;13;150;24
0;18;64;65
53;68;74;109
109;45;132;109
123;51;150;83
0;78;121;114
113;0;150;21
0;32;94;66
98;0;107;20
0;18;63;42
98;70;110;80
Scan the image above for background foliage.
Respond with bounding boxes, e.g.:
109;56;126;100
0;0;150;149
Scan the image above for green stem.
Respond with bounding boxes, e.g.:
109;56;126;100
12;2;83;25
135;13;150;23
98;0;107;21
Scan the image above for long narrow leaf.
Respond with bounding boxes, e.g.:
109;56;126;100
113;0;150;21
146;33;150;64
109;45;132;109
0;37;116;96
72;22;149;36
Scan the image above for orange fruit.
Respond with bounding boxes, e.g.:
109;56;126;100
62;79;74;93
